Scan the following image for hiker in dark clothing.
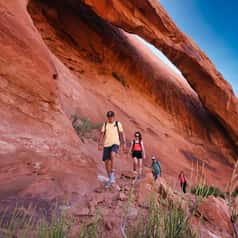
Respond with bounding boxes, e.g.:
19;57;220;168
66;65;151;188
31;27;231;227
178;171;187;193
151;155;161;181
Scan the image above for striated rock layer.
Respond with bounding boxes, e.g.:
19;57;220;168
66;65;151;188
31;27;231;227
78;0;238;151
0;0;236;211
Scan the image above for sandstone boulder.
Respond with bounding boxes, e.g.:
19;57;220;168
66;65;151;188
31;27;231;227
197;196;233;236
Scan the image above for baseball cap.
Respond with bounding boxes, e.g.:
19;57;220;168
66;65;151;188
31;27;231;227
151;155;156;160
106;111;115;117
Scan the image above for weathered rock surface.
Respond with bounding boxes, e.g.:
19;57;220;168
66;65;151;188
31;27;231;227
0;0;236;203
193;196;234;237
0;0;100;202
0;1;237;236
79;0;238;150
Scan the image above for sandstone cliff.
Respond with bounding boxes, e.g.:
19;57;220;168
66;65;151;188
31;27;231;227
0;0;237;232
1;0;238;236
0;0;236;200
80;0;238;150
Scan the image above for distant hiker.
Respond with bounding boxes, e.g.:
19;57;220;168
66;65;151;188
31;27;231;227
178;171;187;193
151;155;161;181
129;131;146;179
98;111;126;188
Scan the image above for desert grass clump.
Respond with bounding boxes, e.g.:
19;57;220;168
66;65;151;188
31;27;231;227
78;211;101;238
163;203;196;238
0;206;74;238
125;191;161;238
121;183;136;238
189;160;225;198
228;160;238;200
0;206;35;238
227;160;238;237
190;185;225;198
71;114;100;142
36;211;73;238
0;205;103;238
127;191;196;238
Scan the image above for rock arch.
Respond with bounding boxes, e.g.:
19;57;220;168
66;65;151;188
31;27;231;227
76;0;238;151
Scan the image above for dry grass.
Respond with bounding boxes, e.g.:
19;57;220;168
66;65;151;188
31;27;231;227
227;160;238;237
126;193;196;238
0;205;101;238
122;183;196;238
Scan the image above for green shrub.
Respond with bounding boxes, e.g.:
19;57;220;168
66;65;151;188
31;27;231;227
71;115;100;141
0;206;101;238
0;207;73;238
191;185;225;198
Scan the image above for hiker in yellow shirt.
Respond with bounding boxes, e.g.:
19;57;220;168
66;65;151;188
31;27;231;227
98;111;126;188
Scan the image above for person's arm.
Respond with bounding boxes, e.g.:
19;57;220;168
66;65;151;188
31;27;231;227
118;122;127;152
98;132;104;150
128;141;133;155
141;140;146;159
98;124;105;150
121;131;127;152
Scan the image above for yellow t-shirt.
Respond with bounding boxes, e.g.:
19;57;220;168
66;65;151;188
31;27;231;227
101;121;123;147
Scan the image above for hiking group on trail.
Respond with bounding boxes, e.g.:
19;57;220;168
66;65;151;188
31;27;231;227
98;110;186;192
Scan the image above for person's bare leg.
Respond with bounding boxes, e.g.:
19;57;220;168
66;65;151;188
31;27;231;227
105;160;111;177
138;159;143;176
105;159;112;188
110;151;116;172
133;158;138;173
109;152;117;183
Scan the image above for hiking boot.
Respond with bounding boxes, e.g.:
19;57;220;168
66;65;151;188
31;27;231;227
110;172;116;183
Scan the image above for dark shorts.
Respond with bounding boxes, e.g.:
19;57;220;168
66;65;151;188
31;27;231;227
132;151;143;159
102;144;119;161
153;172;159;180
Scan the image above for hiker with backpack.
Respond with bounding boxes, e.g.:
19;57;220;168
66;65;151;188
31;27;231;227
129;131;146;179
151;155;161;181
98;111;126;188
178;171;187;193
